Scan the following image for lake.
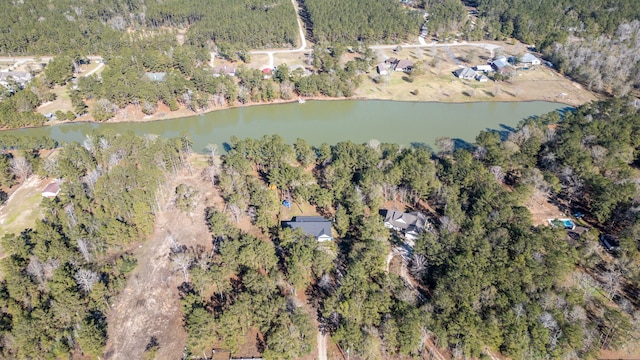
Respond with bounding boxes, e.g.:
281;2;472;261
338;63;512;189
0;100;570;152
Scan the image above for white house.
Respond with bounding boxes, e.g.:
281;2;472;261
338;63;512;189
474;64;492;72
521;53;541;66
376;63;389;76
476;74;489;82
41;181;60;198
394;59;414;72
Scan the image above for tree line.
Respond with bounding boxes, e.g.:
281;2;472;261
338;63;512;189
0;0;298;56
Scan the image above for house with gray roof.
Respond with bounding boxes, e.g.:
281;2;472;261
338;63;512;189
453;67;476;80
282;216;333;242
382;209;427;241
212;65;236;77
491;56;510;73
394;59;414;72
520;53;541;66
0;71;33;89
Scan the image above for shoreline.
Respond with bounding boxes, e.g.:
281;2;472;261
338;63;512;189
2;94;584;132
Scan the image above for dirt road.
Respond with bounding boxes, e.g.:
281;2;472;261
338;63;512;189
104;167;217;360
317;331;327;360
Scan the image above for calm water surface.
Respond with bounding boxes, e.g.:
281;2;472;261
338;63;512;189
1;100;569;152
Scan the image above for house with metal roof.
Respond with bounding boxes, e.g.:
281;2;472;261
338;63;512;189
491;56;510;72
282;216;333;242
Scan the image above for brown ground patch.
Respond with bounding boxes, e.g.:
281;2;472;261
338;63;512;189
37;85;74;115
104;159;220;360
598;344;640;360
525;190;565;226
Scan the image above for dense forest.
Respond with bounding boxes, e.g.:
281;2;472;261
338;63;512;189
0;0;297;55
302;0;423;45
0;98;639;358
0;132;191;358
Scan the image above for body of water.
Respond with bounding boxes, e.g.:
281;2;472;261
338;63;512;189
1;100;569;152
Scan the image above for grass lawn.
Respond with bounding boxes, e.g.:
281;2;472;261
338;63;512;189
0;176;47;241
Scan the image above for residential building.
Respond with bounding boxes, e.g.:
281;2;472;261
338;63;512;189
0;71;33;89
476;74;489;82
491;56;510;73
382;209;427;241
282;216;333;242
41;181;60;198
394;59;414;72
376;63;389;75
474;64;492;72
212;65;236;77
520;53;541;66
453;67;476;80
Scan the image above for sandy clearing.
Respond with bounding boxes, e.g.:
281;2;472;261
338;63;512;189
104;163;219;360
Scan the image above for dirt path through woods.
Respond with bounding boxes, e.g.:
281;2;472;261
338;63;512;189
104;167;219;359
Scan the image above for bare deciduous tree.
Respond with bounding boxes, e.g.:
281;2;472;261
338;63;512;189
172;252;192;283
228;203;242;223
10;157;32;182
435;137;454;155
489;165;505;184
409;253;428;276
603;267;622;301
75;268;100;292
77;238;91;262
440;216;459;233
26;256;45;284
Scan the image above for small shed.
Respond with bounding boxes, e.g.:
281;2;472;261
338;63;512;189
42;181;60;198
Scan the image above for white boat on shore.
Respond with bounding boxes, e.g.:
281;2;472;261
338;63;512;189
298;98;306;103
